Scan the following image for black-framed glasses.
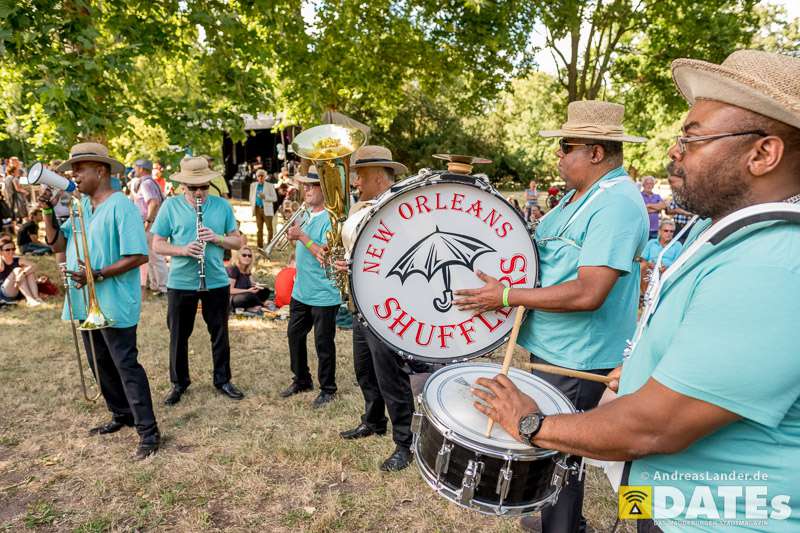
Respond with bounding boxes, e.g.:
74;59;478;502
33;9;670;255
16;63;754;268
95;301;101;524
1;247;15;252
240;253;252;257
675;130;768;154
187;184;210;191
559;138;592;155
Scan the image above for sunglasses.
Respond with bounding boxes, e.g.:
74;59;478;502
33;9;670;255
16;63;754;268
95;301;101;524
1;247;15;252
559;139;593;155
187;184;210;191
240;253;252;258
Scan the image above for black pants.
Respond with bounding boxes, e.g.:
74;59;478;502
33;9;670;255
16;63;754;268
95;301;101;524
531;355;613;533
230;287;271;310
287;298;338;394
167;286;232;388
81;326;158;443
352;320;414;448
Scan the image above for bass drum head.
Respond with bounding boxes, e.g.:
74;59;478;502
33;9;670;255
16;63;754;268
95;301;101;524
350;176;538;363
423;363;575;454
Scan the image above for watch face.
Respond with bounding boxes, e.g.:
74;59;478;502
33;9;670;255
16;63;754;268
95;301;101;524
519;414;535;435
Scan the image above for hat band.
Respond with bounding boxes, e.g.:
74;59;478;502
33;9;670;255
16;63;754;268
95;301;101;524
562;124;625;137
307;173;319;180
70;152;107;158
356;158;393;164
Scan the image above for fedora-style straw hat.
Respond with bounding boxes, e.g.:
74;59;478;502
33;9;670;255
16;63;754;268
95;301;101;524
169;156;221;185
295;165;321;184
351;145;408;176
540;100;647;143
672;49;800;129
57;142;126;175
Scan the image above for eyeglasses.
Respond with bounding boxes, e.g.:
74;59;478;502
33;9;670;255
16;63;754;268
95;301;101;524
674;130;768;154
240;253;252;258
559;139;592;155
187;184;210;191
1;247;15;252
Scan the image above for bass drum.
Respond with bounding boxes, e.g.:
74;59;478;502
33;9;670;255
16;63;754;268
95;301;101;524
349;171;539;364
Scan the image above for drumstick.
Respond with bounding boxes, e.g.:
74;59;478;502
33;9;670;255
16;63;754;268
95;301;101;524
485;305;526;437
524;363;613;384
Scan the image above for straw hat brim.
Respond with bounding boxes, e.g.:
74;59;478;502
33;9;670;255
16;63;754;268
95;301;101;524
352;160;408;175
169;169;221;185
538;130;647;143
57;154;125;175
295;175;320;184
672;58;800;130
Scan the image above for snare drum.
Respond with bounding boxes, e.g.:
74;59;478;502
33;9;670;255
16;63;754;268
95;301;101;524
411;363;575;516
348;171;539;363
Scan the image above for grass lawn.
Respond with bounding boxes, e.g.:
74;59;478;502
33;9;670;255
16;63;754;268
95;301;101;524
0;203;634;532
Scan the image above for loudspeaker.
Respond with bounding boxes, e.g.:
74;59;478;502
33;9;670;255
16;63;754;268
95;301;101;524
26;162;77;192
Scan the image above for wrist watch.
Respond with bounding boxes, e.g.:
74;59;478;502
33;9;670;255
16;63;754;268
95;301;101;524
93;269;105;282
518;412;546;445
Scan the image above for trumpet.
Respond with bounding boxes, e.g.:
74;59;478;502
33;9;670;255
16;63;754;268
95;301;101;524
64;196;114;402
262;203;309;258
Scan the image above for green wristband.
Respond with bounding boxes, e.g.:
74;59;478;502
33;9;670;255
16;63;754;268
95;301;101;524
502;287;510;307
305;239;315;249
42;207;54;215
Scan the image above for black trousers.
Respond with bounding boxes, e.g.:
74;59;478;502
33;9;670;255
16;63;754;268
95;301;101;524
167;286;232;388
352;320;414;448
230;287;271;310
81;326;158;443
531;355;613;533
287;298;338;394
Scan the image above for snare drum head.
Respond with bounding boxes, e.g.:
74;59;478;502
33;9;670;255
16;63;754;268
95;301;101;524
350;176;538;363
423;363;575;451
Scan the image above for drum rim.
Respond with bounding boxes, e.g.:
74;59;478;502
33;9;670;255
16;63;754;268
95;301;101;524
418;363;575;460
348;173;540;364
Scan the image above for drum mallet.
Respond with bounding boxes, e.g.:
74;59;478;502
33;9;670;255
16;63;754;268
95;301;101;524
485;305;526;437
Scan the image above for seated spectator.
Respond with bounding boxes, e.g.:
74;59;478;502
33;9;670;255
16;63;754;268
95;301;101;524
227;246;271;312
0;236;44;306
17;209;52;255
639;219;683;296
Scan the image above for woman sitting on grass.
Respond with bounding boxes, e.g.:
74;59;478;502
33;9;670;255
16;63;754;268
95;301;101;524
0;235;44;307
227;246;272;314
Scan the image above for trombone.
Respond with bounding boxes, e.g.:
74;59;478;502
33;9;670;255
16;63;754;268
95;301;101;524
261;202;309;258
63;196;114;402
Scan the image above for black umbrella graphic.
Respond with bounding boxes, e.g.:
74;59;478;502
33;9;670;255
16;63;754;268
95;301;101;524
386;226;496;312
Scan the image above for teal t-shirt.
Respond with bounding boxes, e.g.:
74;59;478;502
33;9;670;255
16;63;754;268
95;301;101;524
620;219;800;532
642;238;684;267
152;194;237;290
517;167;649;370
291;210;341;307
61;192;147;328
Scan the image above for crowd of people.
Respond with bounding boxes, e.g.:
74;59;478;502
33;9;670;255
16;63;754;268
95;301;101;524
1;46;799;533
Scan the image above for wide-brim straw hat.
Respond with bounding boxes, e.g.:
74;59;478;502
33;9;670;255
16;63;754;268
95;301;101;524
169;156;221;185
672;49;800;130
351;145;408;175
57;142;125;175
540;100;646;143
295;165;320;184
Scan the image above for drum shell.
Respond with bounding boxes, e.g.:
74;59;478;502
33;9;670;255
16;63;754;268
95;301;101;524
414;413;564;514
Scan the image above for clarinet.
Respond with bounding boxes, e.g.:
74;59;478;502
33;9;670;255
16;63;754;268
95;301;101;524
195;196;208;292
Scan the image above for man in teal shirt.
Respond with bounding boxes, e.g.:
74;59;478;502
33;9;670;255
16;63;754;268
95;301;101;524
279;166;342;409
41;142;160;461
456;100;649;533
471;50;800;533
152;156;245;405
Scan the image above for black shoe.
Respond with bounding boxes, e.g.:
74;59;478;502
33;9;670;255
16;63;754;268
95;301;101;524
88;419;130;436
339;423;386;440
312;392;336;408
163;386;186;406
519;515;542;533
279;382;313;398
217;382;245;400
133;433;161;461
380;446;413;472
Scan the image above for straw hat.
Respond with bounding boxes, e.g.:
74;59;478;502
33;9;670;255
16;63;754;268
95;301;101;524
672;49;800;130
540;100;646;143
169;156;221;185
351;145;408;176
295;165;320;184
57;142;125;174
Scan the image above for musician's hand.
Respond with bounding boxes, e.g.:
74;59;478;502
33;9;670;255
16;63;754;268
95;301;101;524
453;270;505;314
333;258;349;273
286;224;303;242
197;226;218;243
606;365;622;393
472;374;540;443
184;241;204;259
68;268;87;288
38;187;54;208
